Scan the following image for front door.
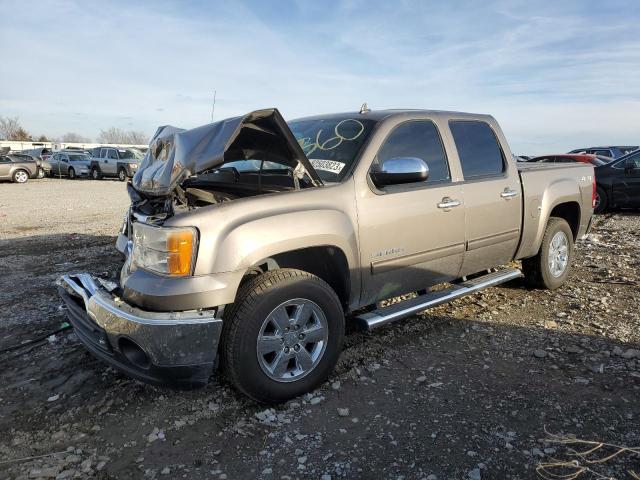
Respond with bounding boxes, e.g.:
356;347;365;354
102;148;116;174
50;153;60;175
357;119;466;305
448;120;522;276
59;155;69;175
614;152;640;207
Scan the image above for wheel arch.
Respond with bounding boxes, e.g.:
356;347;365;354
245;246;352;309
549;201;581;241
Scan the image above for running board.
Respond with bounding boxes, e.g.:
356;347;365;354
356;268;523;330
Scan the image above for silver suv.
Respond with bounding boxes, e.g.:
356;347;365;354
89;147;143;181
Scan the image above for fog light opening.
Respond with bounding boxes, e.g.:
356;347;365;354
119;337;150;369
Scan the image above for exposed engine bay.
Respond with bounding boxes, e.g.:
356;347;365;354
129;108;323;218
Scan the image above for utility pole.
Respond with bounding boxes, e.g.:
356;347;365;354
210;90;217;123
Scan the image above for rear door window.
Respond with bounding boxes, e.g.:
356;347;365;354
375;120;450;184
449;121;505;179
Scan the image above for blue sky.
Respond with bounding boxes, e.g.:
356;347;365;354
0;0;639;153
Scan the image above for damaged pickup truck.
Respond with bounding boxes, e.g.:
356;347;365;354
58;108;595;402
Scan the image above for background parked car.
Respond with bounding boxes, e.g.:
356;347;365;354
568;146;638;159
22;147;53;177
88;147;143;181
0;154;39;183
48;151;92;179
593;149;640;213
528;153;610;166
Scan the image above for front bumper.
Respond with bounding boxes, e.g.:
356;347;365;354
57;273;222;388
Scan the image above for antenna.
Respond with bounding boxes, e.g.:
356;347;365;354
359;102;370;114
210;90;217;122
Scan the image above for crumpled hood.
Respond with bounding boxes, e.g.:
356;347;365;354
132;108;322;196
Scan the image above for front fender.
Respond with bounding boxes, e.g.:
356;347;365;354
199;209;359;275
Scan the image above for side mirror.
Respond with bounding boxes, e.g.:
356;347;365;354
370;157;429;187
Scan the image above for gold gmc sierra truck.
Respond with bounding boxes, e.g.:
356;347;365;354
58;108;595;403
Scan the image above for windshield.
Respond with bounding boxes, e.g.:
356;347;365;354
119;149;143;160
69;154;90;162
288;116;376;182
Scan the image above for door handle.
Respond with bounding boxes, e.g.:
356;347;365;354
437;197;462;209
500;188;518;199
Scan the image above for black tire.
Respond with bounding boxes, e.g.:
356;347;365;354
91;168;102;180
12;169;29;183
68;167;76;179
522;217;574;290
118;168;127;181
37;167;45;179
594;185;607;214
222;269;344;403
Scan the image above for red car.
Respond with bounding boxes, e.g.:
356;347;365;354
528;154;610;166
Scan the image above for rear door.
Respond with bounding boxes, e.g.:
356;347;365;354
0;156;11;179
357;119;465;305
448;120;522;276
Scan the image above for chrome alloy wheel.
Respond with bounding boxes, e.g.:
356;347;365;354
548;231;569;277
14;170;28;183
256;298;329;382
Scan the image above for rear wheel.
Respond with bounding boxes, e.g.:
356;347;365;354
222;269;344;403
522;217;574;290
12;169;29;183
68;167;76;179
118;168;127;181
594;186;607;214
37;167;45;179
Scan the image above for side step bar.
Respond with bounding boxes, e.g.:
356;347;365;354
356;268;523;330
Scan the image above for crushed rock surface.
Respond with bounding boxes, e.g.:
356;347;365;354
1;179;639;479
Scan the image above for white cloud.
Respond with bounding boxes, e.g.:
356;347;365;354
0;0;638;153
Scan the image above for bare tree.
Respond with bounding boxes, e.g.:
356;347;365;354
97;127;126;144
13;127;32;141
61;132;90;143
97;127;148;145
0;116;28;140
126;131;148;145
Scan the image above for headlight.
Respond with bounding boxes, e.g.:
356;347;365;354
131;223;197;276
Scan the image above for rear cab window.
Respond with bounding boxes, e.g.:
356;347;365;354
449;121;505;179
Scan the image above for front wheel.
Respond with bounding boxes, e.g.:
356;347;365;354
91;168;101;180
222;269;344;403
68;167;76;179
37;167;45;179
522;217;574;290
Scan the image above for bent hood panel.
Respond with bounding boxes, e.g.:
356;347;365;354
132;108;321;196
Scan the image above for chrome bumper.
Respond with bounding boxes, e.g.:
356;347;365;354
57;273;222;387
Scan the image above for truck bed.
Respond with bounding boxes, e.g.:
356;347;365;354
515;161;594;260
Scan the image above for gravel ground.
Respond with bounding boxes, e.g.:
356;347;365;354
1;178;639;480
